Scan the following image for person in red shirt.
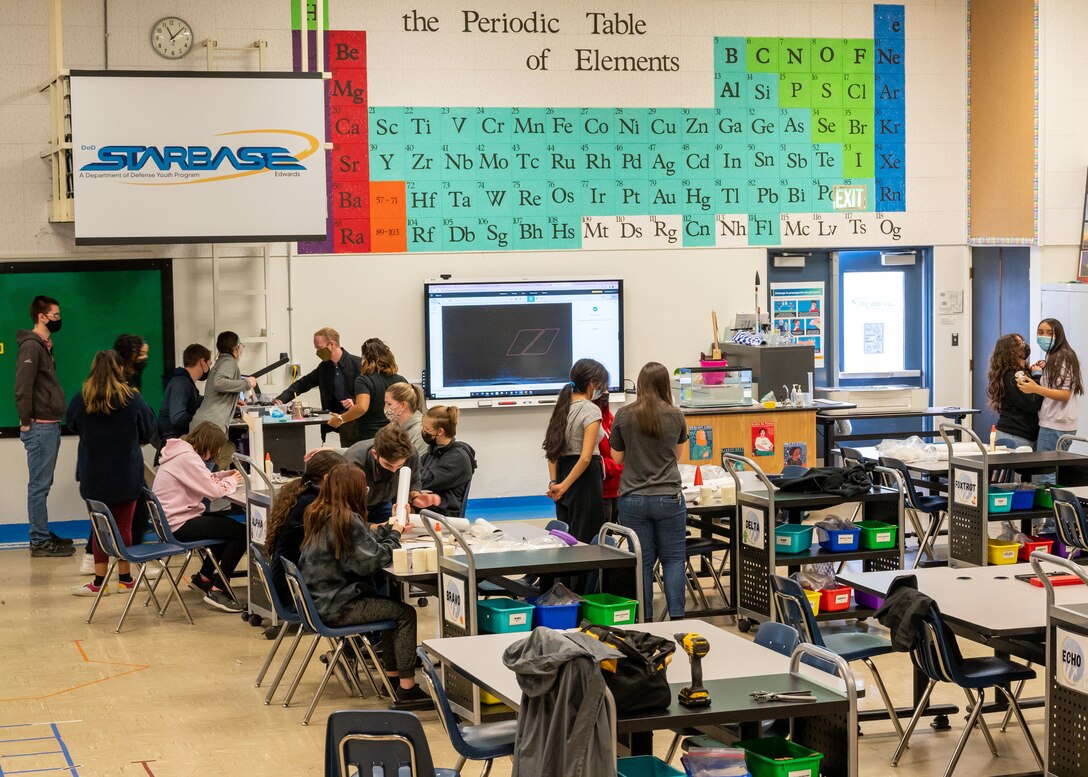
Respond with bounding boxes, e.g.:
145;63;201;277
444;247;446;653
595;391;623;522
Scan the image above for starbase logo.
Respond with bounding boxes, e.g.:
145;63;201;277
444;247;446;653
78;129;319;185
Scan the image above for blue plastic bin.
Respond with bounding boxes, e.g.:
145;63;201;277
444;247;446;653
528;596;581;629
775;524;814;553
816;526;860;552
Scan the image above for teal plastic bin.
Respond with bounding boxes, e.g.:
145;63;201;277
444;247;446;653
476;597;534;634
616;756;684;777
775;524;814;553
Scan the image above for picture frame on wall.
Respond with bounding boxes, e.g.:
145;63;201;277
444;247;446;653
1078;170;1088;281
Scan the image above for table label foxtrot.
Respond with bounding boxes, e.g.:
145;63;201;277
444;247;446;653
953;469;978;506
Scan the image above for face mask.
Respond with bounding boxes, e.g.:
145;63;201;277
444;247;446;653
590;388;603;401
372;458;395;481
421;431;436;445
1022;343;1031;359
45;319;62;334
198;369;209;381
384;406;400;423
316;347;332;361
1037;336;1054;352
134;359;148;372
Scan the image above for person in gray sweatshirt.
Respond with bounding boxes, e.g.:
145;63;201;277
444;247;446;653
190;331;255;432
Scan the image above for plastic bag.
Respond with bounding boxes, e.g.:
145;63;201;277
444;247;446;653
681;748;750;777
534;581;581;606
680;464;727;484
797;564;836;591
815;514;855;531
875;435;939;462
998;521;1029;545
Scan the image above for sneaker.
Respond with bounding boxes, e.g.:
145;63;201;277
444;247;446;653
78;552;96;574
203;589;244;613
31;540;77;558
391;684;434;711
116;579;136;592
188;574;213;596
50;532;75;546
72;581;109;597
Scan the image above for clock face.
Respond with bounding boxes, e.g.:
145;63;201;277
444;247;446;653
151;16;194;59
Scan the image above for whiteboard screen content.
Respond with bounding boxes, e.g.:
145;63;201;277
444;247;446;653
424;279;623;406
69;71;328;244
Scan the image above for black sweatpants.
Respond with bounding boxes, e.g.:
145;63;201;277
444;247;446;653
173;513;247;588
327;596;417;678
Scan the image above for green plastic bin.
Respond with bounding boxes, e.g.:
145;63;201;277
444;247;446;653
476;597;534;634
616;756;684;777
579;592;638;626
1036;485;1062;509
855;520;898;550
735;737;823;777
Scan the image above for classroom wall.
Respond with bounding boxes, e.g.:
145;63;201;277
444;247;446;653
0;0;971;529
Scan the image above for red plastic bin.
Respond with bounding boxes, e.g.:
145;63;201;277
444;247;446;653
819;585;853;613
1018;535;1055;562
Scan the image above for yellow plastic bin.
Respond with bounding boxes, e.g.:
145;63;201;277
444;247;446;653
803;588;821;615
987;538;1019;565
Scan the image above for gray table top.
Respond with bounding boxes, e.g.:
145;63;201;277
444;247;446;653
423;618;840;708
838;563;1088;636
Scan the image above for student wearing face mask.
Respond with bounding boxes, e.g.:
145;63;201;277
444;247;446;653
113;334;150;391
191;331;258;433
342;424;440;522
328;338;406;442
1017;318;1084;458
987;334;1041;449
419;405;477;517
158;343;212;442
274;327;363;446
542;358;609;543
383;382;427;458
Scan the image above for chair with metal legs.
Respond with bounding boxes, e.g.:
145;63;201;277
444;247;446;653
281;559;397;725
84;500;191;633
142;487;238;611
879;456;948;567
324;710;460;777
770;574;904;740
248;544;305;700
891;601;1043;776
417;647;516;776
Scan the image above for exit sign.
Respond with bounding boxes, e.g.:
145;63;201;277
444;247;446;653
832;185;867;211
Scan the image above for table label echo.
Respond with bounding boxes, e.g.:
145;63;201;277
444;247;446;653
1056;627;1088;694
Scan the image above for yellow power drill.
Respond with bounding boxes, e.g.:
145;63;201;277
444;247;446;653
675;633;711;707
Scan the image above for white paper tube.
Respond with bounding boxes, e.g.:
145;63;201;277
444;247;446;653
394;466;411;523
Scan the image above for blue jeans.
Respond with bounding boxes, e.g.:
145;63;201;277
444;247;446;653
995;433;1034;450
20;422;61;545
1034;426;1071;531
619;492;688;619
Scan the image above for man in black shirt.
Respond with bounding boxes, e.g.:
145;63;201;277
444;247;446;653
275;327;363;446
158;342;212;442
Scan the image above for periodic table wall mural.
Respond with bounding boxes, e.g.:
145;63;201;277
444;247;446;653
290;2;923;256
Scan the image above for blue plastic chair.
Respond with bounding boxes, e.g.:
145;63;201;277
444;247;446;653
769;574;904;738
1049;487;1088;552
249;544;305;703
892;601;1042;775
85;499;191;633
880;456;948;567
325;710;459;777
142;487;238;610
281;559;398;725
417;647;516;776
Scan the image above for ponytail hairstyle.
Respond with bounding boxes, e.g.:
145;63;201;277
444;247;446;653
302;462;369;559
386;381;425;414
987;334;1027;412
542;358;609;461
265;449;343;551
629;361;675;438
1040;318;1084;397
425;405;460;439
82;350;134;415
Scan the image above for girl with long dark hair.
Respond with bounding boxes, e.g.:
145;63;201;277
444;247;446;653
610;362;689;619
328;338;407;441
987;333;1042;449
542;358;609;543
1017;318;1083;455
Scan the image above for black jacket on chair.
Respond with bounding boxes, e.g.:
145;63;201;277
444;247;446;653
874;575;935;652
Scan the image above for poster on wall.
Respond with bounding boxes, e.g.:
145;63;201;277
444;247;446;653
784;443;807;468
722;447;746;471
752;422;775;457
70;72;328;244
291;2;910;254
689;426;713;461
770;282;826;365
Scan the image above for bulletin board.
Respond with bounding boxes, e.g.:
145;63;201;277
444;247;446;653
290;1;910;254
0;260;174;434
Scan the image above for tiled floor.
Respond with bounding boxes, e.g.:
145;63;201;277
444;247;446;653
0;546;1048;777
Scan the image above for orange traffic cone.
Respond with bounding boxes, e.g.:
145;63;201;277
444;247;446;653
693;465;703;486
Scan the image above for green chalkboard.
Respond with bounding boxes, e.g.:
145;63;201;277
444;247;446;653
0;260;174;434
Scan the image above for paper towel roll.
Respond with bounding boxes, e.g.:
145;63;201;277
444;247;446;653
407;514;470;533
472;518;500;537
391;548;409;574
393;466;412;523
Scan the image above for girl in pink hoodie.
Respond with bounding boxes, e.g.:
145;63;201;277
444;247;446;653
152;421;246;612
